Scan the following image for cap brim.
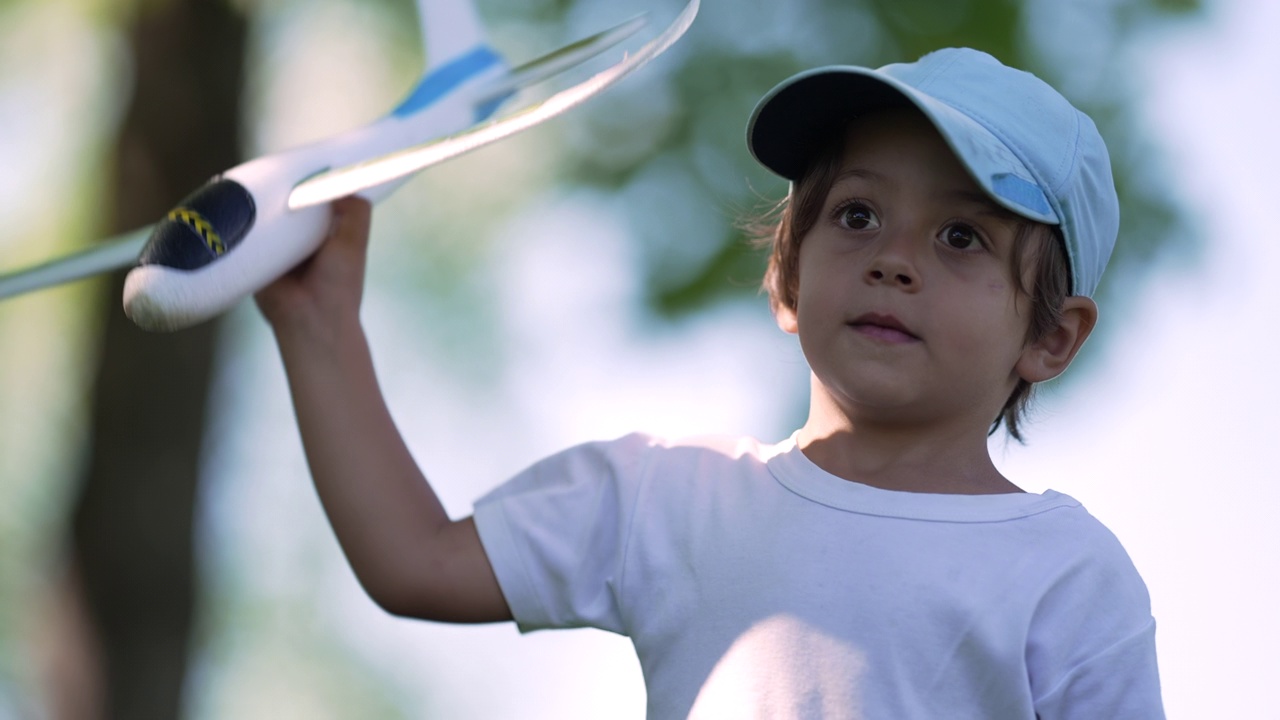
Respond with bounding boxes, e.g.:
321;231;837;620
747;66;1058;225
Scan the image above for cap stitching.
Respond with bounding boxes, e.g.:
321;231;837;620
1053;111;1086;295
911;51;959;92
1050;109;1083;197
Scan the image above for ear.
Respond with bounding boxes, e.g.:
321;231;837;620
1015;296;1098;383
774;299;799;335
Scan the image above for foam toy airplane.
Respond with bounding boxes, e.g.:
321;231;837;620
0;0;698;331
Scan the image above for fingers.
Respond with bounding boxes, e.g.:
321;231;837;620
329;196;373;252
255;196;373;332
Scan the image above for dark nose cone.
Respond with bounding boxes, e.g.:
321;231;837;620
138;178;257;270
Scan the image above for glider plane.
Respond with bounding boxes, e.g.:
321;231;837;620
0;0;699;331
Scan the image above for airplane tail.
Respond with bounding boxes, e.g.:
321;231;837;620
289;0;697;211
391;0;507;121
416;0;491;71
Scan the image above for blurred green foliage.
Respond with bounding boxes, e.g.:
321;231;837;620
496;0;1202;320
247;0;1201;327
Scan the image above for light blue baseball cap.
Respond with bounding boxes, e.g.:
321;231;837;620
747;48;1118;297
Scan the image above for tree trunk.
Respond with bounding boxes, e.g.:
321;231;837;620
65;1;247;717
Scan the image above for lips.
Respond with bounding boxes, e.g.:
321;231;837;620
849;312;920;342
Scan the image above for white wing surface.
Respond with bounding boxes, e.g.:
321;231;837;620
0;228;152;300
288;0;698;210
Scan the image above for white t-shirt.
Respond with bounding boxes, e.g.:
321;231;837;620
473;433;1163;719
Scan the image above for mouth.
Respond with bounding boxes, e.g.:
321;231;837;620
848;312;920;343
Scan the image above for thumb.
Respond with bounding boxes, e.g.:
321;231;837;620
328;195;373;253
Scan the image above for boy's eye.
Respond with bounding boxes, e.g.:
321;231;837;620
837;202;880;231
940;223;983;251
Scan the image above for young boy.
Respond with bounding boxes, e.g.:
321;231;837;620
256;48;1163;718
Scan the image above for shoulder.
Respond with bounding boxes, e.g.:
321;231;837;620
477;431;784;502
1027;493;1150;603
1024;500;1164;715
1006;493;1154;627
990;495;1164;714
1022;495;1157;684
536;431;785;472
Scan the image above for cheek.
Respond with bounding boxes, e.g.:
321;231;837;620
796;263;850;324
934;280;1029;356
973;262;1027;315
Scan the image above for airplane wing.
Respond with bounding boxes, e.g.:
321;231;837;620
0;0;697;304
0;227;153;301
473;14;648;106
288;0;698;210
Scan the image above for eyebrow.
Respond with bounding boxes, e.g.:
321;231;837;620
832;167;887;186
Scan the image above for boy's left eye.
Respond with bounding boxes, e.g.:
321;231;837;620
940;223;984;251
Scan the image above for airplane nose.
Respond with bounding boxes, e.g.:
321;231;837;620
137;178;256;270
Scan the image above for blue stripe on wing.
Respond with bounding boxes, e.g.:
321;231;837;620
392;45;504;118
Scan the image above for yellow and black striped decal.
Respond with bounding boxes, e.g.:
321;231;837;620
168;208;225;256
139;178;256;270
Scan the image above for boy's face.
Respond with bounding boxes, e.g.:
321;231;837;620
776;108;1039;433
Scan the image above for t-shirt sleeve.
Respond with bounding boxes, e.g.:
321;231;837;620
472;433;655;634
1029;515;1166;719
1033;618;1164;720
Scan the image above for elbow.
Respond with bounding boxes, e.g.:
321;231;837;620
358;573;509;624
358;575;424;619
368;591;419;619
346;563;419;618
356;570;454;621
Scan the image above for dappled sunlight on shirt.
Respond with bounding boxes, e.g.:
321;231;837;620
689;614;867;719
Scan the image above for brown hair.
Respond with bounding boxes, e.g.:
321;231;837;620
751;138;1072;442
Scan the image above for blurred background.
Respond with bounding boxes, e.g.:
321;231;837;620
0;0;1275;716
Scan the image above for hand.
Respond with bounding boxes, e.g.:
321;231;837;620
255;195;372;336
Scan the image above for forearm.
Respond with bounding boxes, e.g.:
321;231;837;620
275;318;436;584
271;316;499;620
258;198;507;621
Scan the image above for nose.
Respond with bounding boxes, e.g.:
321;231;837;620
864;231;919;290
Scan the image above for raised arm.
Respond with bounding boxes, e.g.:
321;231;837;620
256;197;510;623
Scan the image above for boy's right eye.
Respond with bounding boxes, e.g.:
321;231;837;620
835;201;880;231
